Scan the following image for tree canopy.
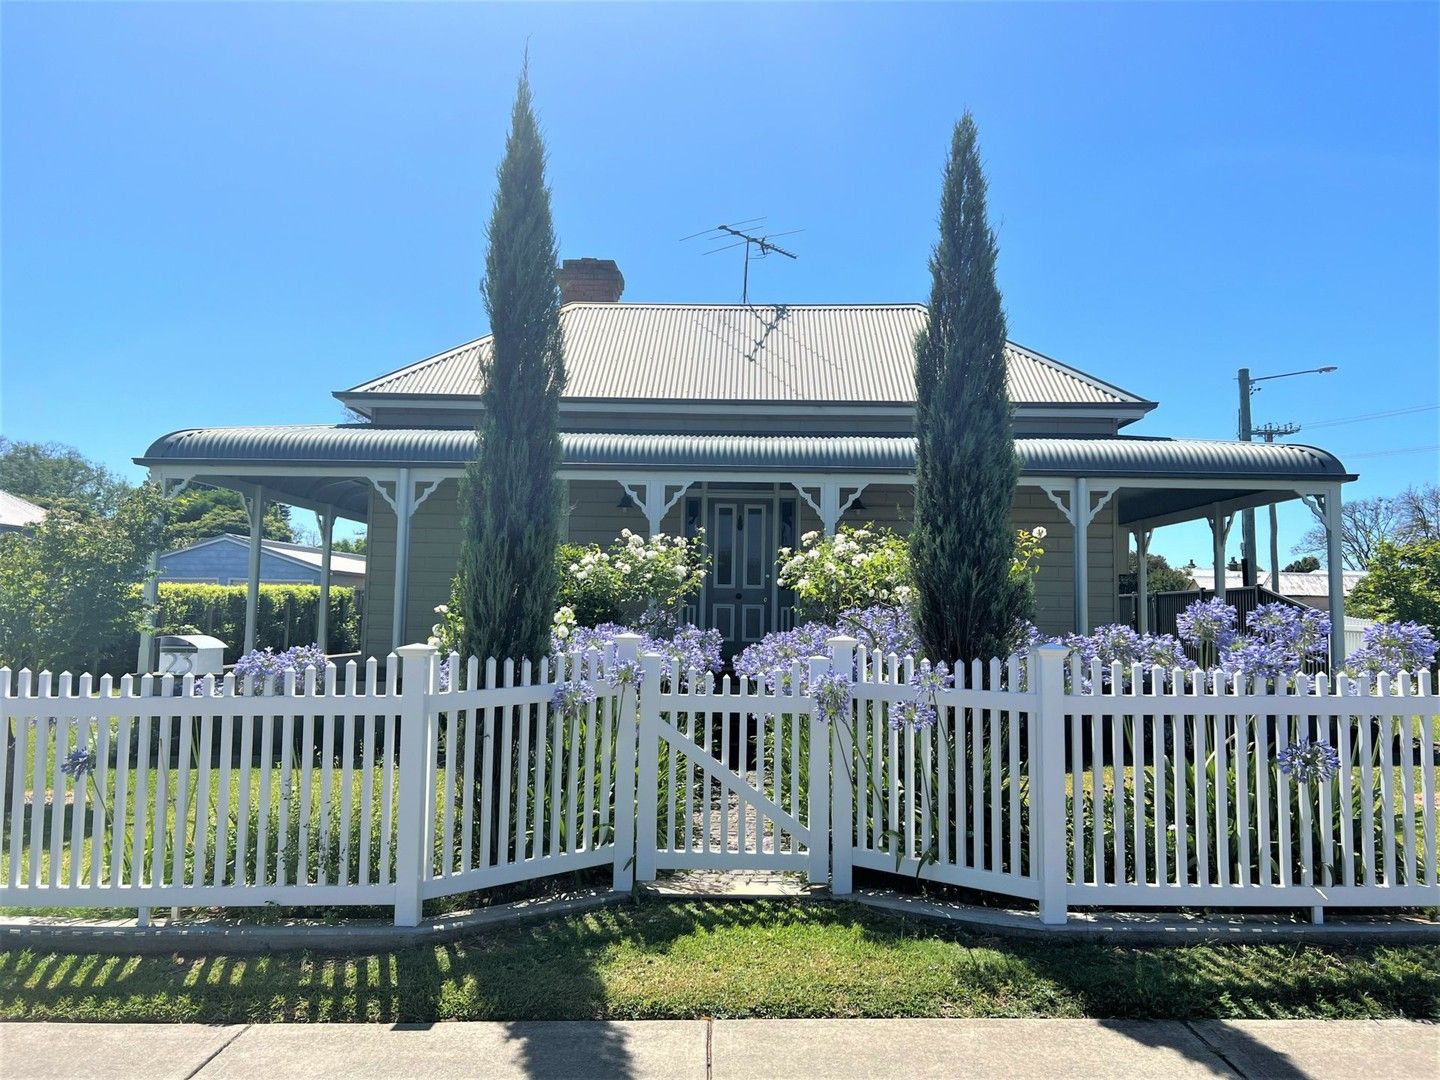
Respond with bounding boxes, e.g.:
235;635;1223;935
0;437;130;516
1347;538;1440;634
1284;555;1320;573
164;486;294;549
458;66;565;666
911;112;1029;664
1300;484;1440;569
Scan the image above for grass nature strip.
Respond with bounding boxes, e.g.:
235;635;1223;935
1;901;1436;1023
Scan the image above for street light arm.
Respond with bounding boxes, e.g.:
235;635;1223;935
1248;365;1339;388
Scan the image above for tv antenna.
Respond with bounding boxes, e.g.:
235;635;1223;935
681;219;802;304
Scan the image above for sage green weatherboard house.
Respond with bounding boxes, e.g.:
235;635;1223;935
136;258;1355;668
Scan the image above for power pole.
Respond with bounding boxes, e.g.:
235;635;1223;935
1236;365;1337;590
1253;421;1301;587
1238;369;1258;587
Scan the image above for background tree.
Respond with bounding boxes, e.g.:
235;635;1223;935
458;67;565;666
1347;538;1440;634
1299;494;1405;570
0;484;166;672
1397;483;1440;541
0;437;130;516
911;112;1029;664
1121;551;1197;593
332;535;367;555
1284;555;1320;573
163;486;294;548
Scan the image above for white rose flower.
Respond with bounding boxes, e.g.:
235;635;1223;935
1032;526;1048;540
555;626;570;640
620;528;632;539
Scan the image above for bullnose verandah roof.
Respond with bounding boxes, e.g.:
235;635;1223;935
138;424;1352;524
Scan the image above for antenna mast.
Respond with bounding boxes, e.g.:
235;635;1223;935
681;219;802;304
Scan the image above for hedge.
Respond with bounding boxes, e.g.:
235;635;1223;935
152;583;361;662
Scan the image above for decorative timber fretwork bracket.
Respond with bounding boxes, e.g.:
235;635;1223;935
620;479;694;535
793;482;868;534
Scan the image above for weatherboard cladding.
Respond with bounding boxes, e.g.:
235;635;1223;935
342;304;1150;407
140;425;1350;480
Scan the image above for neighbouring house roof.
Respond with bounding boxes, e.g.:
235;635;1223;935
1186;568;1367;596
138;425;1352;524
337;303;1156;417
160;533;367;578
0;489;47;531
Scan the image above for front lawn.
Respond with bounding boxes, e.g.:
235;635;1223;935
1;900;1436;1023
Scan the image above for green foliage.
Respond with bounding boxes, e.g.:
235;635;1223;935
1122;552;1197;594
778;526;914;623
557;531;709;627
332;535;367;555
163;486;293;549
911;112;1030;664
0;437;130;516
1349;538;1440;633
153;583;361;660
0;484;165;672
1284;556;1321;574
459;67;565;670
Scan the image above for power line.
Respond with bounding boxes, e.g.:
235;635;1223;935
1302;403;1439;430
1344;443;1440;460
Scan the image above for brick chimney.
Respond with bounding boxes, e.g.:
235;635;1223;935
556;258;624;304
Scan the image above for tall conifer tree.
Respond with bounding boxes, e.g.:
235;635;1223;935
459;67;565;668
912;113;1030;664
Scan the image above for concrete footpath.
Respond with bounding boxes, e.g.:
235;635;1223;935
2;1018;1436;1079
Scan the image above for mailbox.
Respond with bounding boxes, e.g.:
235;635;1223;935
156;634;227;677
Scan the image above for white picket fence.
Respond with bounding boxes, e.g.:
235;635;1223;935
2;637;1436;927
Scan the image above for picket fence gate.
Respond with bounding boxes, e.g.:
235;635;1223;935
2;637;1436;927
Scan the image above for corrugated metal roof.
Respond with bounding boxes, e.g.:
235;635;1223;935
1189;569;1367;596
140;425;1350;480
342;304;1153;409
0;489;47;530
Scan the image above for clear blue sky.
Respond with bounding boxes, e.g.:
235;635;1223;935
3;2;1436;559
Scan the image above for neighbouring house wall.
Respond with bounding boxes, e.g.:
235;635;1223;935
158;542;321;586
364;477;1119;656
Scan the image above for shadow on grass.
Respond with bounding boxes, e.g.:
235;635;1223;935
1;900;1437;1034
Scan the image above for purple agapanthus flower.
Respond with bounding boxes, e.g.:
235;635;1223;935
1277;738;1340;784
551;679;598;716
811;669;853;723
1344;621;1438;678
1176;598;1239;650
60;744;96;779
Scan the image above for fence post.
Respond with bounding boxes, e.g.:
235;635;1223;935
633;650;666;884
393;641;437;927
1033;643;1070;926
611;633;644;892
807;654;832;887
828;636;857;895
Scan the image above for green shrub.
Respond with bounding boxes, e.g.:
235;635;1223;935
152;583;361;661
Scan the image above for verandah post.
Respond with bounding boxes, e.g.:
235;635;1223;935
828;636;858;895
610;633;644;892
393;641;438;927
1033;643;1070;925
633;650;665;883
807;654;832;886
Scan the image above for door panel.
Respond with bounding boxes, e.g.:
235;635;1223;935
707;500;772;659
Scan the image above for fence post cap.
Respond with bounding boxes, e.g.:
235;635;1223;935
1035;642;1069;655
612;632;645;644
395;642;439;658
826;635;859;646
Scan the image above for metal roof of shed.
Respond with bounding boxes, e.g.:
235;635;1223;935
340;304;1154;413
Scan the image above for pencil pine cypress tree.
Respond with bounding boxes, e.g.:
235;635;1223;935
459;68;565;669
911;113;1031;665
